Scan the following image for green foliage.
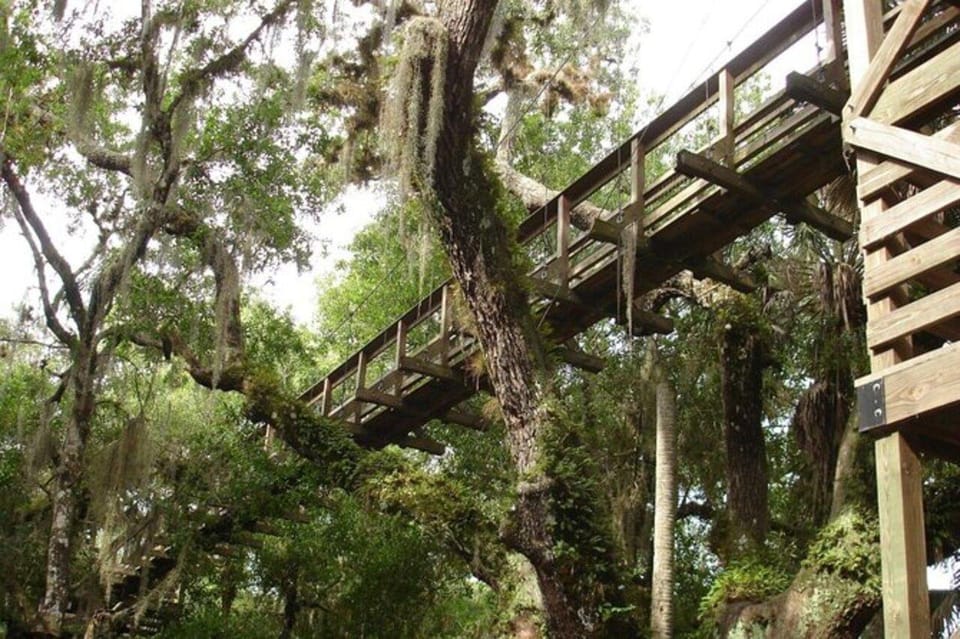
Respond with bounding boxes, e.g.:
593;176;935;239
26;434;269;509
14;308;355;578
802;509;880;590
698;557;791;629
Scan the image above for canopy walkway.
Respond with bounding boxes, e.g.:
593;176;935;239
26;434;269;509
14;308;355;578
300;0;956;454
296;1;960;637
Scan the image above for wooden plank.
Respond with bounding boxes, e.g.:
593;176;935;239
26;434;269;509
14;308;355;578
860;179;960;249
870;39;960;125
848;117;960;181
675;150;853;240
785;71;848;114
858;341;960;424
845;0;931;120
868;279;960;350
859;120;960;199
864;225;960;298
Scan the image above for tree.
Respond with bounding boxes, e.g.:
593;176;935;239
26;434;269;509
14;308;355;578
0;1;361;632
651;365;678;638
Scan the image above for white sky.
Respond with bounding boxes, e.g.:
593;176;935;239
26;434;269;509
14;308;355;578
1;0;817;328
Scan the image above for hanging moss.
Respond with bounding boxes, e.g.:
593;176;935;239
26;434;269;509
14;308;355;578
381;17;448;197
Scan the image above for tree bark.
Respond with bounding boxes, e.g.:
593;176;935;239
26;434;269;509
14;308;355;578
651;379;678;639
720;318;769;553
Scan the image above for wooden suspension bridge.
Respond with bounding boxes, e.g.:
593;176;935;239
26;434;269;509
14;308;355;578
297;1;960;636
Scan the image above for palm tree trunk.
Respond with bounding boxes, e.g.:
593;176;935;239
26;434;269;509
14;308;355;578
651;379;678;639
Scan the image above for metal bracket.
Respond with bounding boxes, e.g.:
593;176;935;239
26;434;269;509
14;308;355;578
857;377;886;432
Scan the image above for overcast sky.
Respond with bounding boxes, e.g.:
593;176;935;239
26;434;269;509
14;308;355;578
0;0;816;327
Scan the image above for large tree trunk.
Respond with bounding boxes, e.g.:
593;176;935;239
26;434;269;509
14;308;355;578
418;1;625;635
720;317;769;554
650;379;678;639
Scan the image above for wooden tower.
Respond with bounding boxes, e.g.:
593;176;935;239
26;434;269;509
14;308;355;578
843;0;960;636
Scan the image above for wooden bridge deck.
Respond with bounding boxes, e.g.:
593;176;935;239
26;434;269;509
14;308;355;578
299;0;960;455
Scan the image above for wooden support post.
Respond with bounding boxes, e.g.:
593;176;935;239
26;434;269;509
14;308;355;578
440;285;452;365
556;195;570;289
718;68;735;166
875;432;929;636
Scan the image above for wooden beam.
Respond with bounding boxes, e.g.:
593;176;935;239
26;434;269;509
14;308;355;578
863;225;960;299
675;150;853;241
443;409;488;431
844;0;932;120
686;256;757;293
616;307;674;336
523;275;582;305
785;71;849;115
848;117;960;181
399;355;463;384
355;387;403;410
555;346;605;373
588;218;621;244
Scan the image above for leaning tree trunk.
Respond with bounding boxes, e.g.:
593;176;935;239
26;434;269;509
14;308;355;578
650;379;678;639
720;317;769;554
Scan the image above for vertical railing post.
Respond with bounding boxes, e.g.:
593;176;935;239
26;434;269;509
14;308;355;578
556;195;570;289
394;321;407;396
630;138;644;204
718;68;735;166
321;377;332;416
354;351;368;424
822;0;846;87
439;285;452;366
